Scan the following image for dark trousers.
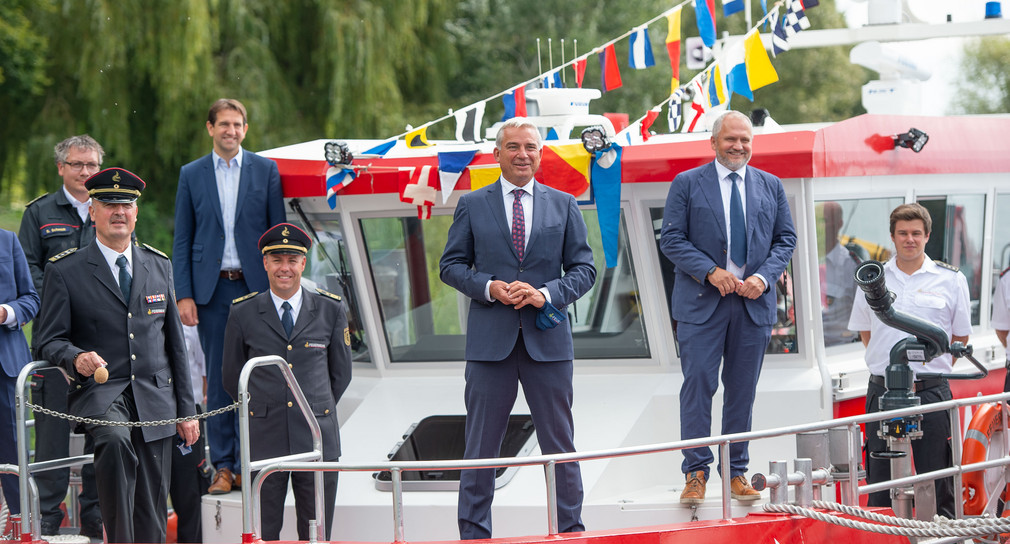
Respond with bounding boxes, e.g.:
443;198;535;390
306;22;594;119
85;390;172;543
1;372;19;514
458;334;584;540
31;369;101;527
258;470;337;541
677;294;771;478
198;277;248;473
864;379;955;518
169;404;210;543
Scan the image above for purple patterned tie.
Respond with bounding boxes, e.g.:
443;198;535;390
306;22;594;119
511;188;525;261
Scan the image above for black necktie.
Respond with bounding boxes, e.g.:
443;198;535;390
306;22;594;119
281;301;294;338
729;172;747;267
116;254;131;301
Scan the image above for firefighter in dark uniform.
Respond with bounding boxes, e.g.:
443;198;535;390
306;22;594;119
222;223;352;541
35;168;199;543
17;134;102;537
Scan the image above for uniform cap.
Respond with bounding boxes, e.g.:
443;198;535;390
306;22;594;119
258;223;312;255
85;168;146;203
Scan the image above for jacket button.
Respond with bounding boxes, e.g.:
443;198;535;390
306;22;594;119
131;354;136;360
128;312;133;318
324;409;330;414
287;401;293;408
287;345;292;351
288;363;293;369
250;411;254;416
129;333;134;339
131;374;135;380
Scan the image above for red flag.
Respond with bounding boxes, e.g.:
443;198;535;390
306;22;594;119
640;110;660;141
574;58;587;88
598;44;623;92
399;165;438;219
515;87;527;117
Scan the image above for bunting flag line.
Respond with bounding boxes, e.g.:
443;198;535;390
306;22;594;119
454;103;486;143
501;86;528;121
405;126;432;149
437;150;477;204
640;109;660;141
705;64;726;108
399;165;438;219
668;90;684;132
722;0;745;16
574;58;587;88
542;70;564;89
800;0;819;8
694;0;717;48
598;44;623;92
744;29;779;92
771;7;789;56
666;8;682;93
362;140;395;156
536;143;591;197
726;41;751;102
686;79;708;132
591;144;623;268
629;27;656;69
784;0;811;37
325;167;356;209
468;165;501;191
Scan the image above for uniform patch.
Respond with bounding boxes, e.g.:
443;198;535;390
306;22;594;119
141;243;168;259
40;223;78;238
145;293;167;304
232;292;258;304
934;260;959;273
49;248;77;262
304;341;327;349
316;288;342;301
344;327;351;346
147;308;166;315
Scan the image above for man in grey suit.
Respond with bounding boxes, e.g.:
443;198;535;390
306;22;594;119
440;118;596;539
36;168;199;543
660;111;796;505
221;223;352;541
173;98;285;494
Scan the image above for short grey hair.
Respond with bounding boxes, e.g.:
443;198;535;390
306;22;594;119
54;135;105;165
495;117;543;150
711;110;752;137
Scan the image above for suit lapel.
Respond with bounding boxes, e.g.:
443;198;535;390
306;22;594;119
235;153;251;222
129;243;150;308
744;169;761;247
485;180;520;261
202;155;225;231
700;163;727;241
86;243;126;306
257;292;288;340
524;182;547;256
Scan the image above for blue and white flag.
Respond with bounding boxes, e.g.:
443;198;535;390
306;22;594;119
437;150;477;204
454;103;485;143
541;70;564;88
722;0;745;16
668;90;684;133
628;27;656;69
326;168;356;209
784;0;810;38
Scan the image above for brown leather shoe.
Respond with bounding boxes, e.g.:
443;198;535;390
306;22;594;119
208;467;234;494
680;470;707;505
730;475;761;501
233;473;242;489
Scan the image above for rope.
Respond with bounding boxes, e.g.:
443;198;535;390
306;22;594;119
25;401;240;428
764;501;1010;538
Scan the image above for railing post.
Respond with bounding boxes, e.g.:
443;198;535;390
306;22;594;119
950;405;964;519
545;460;559;535
391;468;405;542
846;422;861;506
720;441;731;520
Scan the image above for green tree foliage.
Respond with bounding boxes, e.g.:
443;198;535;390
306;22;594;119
952;36;1010;115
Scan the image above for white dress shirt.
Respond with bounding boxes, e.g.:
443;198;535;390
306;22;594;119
213;147;244;270
270;288;303;325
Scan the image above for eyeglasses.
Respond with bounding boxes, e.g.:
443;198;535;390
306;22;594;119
64;161;101;172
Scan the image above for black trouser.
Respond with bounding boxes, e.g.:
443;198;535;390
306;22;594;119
258;470;337;541
169;405;211;543
31;369;101;527
864;378;955;518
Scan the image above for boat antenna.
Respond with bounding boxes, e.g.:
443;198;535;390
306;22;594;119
561;39;567;86
536;38;542;76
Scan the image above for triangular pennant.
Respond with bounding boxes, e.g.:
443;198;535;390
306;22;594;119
437;150;478;204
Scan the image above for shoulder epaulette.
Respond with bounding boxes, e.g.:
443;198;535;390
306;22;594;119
25;193;49;207
140;243;169;259
232;292;258;305
1001;266;1010;278
934;260;959;273
316;288;342;302
48;248;77;263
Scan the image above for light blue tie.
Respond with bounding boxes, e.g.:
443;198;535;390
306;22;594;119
729;172;747;267
281;301;294;338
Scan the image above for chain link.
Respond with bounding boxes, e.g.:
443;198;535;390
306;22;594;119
25;401;240;427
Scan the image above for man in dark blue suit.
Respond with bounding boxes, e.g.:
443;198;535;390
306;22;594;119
440;118;596;539
0;230;40;526
660;111;796;505
173;98;285;494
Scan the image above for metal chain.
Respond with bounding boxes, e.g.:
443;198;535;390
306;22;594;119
25;401;240;428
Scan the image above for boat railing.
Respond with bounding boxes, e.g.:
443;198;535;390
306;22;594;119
233;354;1010;543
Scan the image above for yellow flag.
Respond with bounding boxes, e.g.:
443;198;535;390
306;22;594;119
467;165;501;190
744;30;779;92
666;7;682;93
405;126;432;149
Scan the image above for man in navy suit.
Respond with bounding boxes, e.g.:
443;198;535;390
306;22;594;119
440;118;596;539
660;111;796;505
0;230;40;527
173;98;285;494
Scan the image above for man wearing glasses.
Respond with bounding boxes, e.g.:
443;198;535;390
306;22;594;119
16;134;104;538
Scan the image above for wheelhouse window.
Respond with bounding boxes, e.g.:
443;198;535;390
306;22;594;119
992;193;1010;317
917;195;986;325
359;209;649;363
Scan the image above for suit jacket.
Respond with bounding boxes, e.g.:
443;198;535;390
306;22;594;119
172;150;285;304
35;242;196;442
221;288;352;461
439;180;596;362
660;161;796;326
0;230;39;379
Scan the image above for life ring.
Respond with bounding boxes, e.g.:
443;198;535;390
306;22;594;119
962;403;1010;516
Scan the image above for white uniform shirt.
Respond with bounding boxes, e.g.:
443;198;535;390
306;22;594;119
848;257;972;377
990;271;1010;362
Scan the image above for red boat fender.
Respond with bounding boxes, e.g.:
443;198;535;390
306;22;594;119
962;403;1009;516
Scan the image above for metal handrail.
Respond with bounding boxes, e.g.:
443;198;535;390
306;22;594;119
237;356;324;544
235;390;1010;542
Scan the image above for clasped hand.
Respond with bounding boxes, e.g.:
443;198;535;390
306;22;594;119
490;280;545;309
707;267;763;299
